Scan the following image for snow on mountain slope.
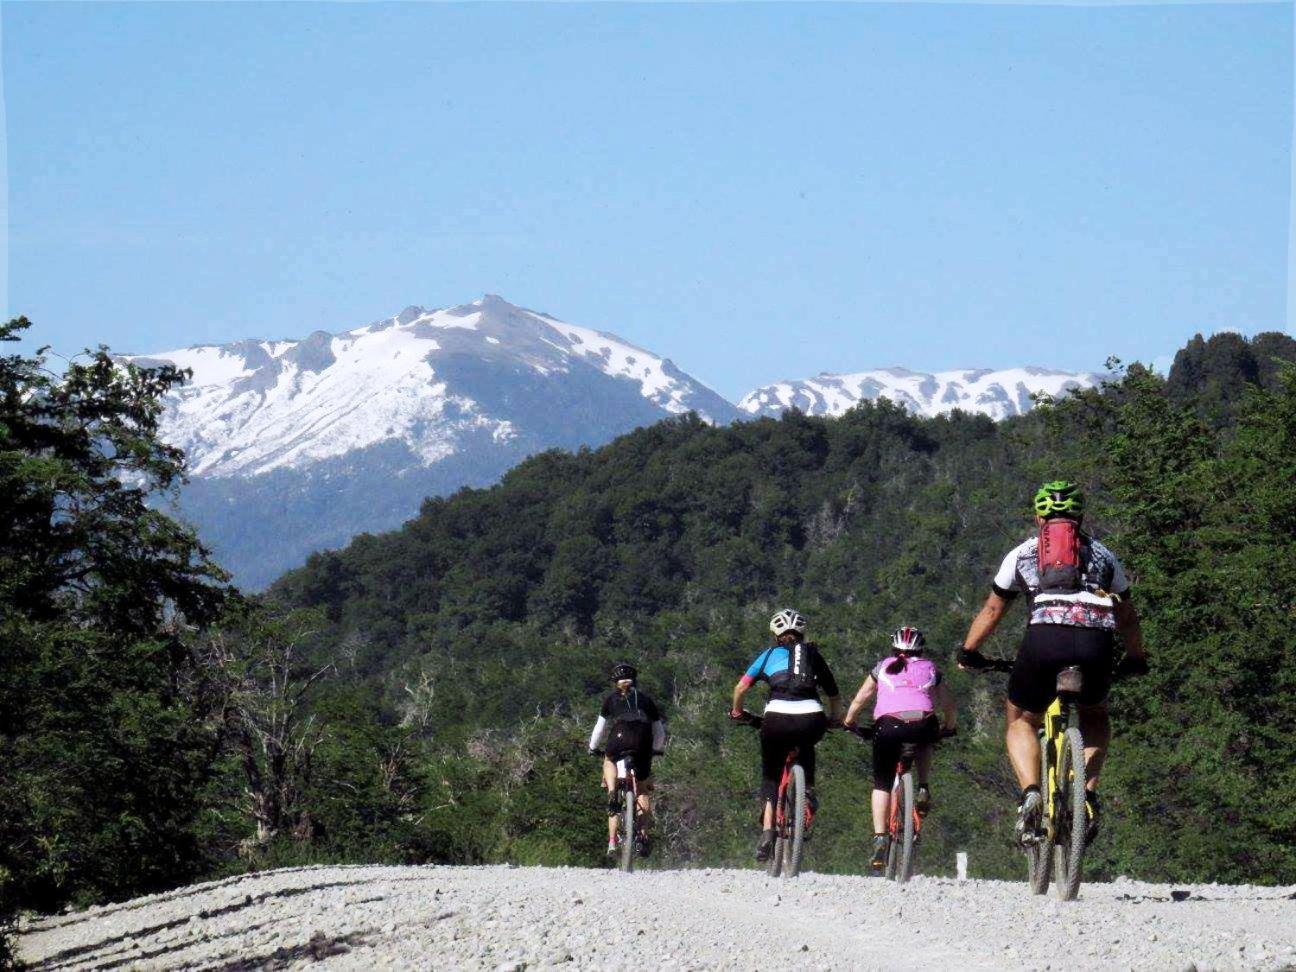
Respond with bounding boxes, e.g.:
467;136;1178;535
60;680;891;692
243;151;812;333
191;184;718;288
738;366;1104;421
128;295;736;479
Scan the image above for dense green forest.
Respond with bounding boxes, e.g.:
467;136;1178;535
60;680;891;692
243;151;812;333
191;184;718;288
3;322;1295;961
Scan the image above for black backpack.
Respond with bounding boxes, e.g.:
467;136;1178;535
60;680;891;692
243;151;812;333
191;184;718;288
758;640;818;695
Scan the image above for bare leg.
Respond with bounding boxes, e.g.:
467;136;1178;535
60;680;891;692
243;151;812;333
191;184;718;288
1005;702;1044;790
1078;704;1110;791
871;788;890;833
762;799;774;830
637;785;653;830
603;758;618;843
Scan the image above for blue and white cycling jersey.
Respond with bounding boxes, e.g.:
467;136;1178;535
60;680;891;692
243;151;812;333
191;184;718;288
742;642;840;716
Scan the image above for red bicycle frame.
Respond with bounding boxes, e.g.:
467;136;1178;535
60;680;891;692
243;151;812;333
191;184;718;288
774;747;813;834
886;745;923;845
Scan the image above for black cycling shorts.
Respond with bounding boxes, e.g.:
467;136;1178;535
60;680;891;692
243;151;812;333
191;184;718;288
870;714;939;790
759;710;827;802
1008;624;1115;714
607;723;654;780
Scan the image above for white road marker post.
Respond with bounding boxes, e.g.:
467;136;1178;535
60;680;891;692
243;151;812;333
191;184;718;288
956;852;968;881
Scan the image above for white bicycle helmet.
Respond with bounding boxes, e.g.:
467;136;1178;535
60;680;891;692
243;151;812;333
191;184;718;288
769;609;807;637
891;625;926;654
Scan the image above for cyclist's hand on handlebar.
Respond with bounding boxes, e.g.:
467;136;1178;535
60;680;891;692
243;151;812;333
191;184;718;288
728;708;745;721
956;646;988;671
588;749;604;759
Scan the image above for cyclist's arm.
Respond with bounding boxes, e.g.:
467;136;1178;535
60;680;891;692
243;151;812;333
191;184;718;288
962;591;1012;652
651;719;667;753
588;715;609;753
731;677;752;718
732;651;768;717
1114;597;1146;661
843;675;877;727
814;650;844;720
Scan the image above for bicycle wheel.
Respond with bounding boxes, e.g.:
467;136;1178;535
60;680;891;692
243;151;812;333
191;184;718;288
619;786;635;873
1027;729;1053;895
784;765;807;878
1052;727;1087;901
896;770;917;883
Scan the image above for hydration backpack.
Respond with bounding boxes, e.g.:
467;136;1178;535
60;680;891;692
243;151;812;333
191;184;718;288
784;640;819;695
1038;518;1084;594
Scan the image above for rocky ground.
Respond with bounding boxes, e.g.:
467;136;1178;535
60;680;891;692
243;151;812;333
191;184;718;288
17;864;1296;971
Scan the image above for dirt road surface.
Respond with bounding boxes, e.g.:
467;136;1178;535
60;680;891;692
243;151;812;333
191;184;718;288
18;864;1296;970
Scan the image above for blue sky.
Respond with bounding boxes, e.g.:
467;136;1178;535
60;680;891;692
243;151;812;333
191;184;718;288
4;2;1291;400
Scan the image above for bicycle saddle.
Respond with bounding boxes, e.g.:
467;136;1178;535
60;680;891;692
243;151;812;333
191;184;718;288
1056;665;1084;696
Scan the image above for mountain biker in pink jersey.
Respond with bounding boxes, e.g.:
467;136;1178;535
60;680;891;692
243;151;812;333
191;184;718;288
843;626;956;870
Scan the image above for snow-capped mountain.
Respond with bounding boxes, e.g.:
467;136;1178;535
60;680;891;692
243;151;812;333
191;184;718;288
738;366;1104;420
130;295;1104;588
130;295;736;588
131;295;735;480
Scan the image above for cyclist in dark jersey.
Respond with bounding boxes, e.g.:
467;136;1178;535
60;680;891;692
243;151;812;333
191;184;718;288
588;663;666;858
957;480;1148;841
729;609;843;862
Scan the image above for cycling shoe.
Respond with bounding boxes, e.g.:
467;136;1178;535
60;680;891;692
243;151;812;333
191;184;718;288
1016;786;1043;844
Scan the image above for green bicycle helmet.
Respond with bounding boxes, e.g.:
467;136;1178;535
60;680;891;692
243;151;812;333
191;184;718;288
1032;480;1085;519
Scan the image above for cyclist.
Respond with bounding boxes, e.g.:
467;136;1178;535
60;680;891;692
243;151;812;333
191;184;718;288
588;663;666;858
956;480;1148;842
729;609;843;863
843;625;957;870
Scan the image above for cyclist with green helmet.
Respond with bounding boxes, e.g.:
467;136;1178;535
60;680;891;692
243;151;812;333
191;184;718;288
957;480;1148;842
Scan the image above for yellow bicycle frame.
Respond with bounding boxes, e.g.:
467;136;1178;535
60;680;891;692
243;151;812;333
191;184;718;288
1041;695;1068;838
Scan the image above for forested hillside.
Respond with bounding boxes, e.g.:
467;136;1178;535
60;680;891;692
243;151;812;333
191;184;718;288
3;326;1294;955
265;330;1296;886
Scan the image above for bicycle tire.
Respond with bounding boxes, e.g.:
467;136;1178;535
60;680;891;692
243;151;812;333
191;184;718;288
896;770;917;883
884;834;899;880
1027;729;1053;895
766;833;784;877
1052;727;1086;901
620;786;635;873
785;764;807;878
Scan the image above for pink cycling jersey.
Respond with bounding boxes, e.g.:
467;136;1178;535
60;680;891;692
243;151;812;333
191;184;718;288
873;655;940;719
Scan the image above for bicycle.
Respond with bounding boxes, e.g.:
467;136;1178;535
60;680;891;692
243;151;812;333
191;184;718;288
964;654;1090;900
848;722;955;883
734;711;813;878
607;751;646;873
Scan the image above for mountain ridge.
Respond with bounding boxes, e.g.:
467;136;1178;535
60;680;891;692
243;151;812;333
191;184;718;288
739;365;1104;420
128;295;1102;586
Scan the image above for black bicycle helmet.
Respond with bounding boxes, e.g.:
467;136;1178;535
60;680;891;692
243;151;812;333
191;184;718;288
612;662;638;682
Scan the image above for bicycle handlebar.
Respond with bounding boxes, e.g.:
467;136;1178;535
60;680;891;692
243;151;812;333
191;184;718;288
958;648;1014;674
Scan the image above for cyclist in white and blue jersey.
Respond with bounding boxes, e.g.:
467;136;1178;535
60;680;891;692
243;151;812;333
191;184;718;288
729;609;843;862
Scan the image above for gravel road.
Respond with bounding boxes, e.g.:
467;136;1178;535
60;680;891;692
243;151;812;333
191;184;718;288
17;864;1296;971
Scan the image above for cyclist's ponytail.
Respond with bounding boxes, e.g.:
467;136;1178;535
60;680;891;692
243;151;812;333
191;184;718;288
885;656;907;675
